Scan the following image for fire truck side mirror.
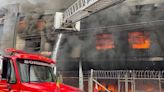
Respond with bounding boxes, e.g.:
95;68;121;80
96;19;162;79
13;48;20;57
0;56;3;81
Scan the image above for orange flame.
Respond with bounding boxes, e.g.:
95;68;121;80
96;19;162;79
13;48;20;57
96;83;117;92
128;31;150;49
96;33;115;50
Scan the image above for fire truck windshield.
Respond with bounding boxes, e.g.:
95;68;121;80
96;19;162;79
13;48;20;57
17;59;55;83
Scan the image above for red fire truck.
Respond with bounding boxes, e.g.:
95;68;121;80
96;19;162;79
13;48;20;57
0;48;82;92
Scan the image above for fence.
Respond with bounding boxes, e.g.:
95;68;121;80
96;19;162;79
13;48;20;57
88;70;164;92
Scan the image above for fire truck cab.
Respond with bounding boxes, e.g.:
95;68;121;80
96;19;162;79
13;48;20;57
0;48;81;92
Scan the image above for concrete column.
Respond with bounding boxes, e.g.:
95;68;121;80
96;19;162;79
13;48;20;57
1;4;20;54
89;69;93;92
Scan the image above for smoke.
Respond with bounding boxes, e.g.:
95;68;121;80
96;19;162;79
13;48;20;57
57;0;164;71
0;0;9;7
2;0;164;71
0;0;76;13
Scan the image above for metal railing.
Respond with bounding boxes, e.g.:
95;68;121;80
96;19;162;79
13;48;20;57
92;70;164;79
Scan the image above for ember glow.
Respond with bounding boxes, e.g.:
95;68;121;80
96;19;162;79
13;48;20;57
96;33;115;50
128;31;150;49
96;83;117;92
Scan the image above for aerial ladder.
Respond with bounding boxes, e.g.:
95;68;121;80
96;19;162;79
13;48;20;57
53;0;126;31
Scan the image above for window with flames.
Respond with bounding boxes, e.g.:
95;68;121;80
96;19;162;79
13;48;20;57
96;33;115;50
128;31;150;49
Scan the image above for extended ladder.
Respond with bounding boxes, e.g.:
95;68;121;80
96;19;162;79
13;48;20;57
63;0;164;23
63;0;125;22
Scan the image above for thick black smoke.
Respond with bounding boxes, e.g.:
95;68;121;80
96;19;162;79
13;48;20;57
57;1;164;71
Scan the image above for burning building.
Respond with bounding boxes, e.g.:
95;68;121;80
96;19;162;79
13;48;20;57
55;0;164;92
57;1;164;71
